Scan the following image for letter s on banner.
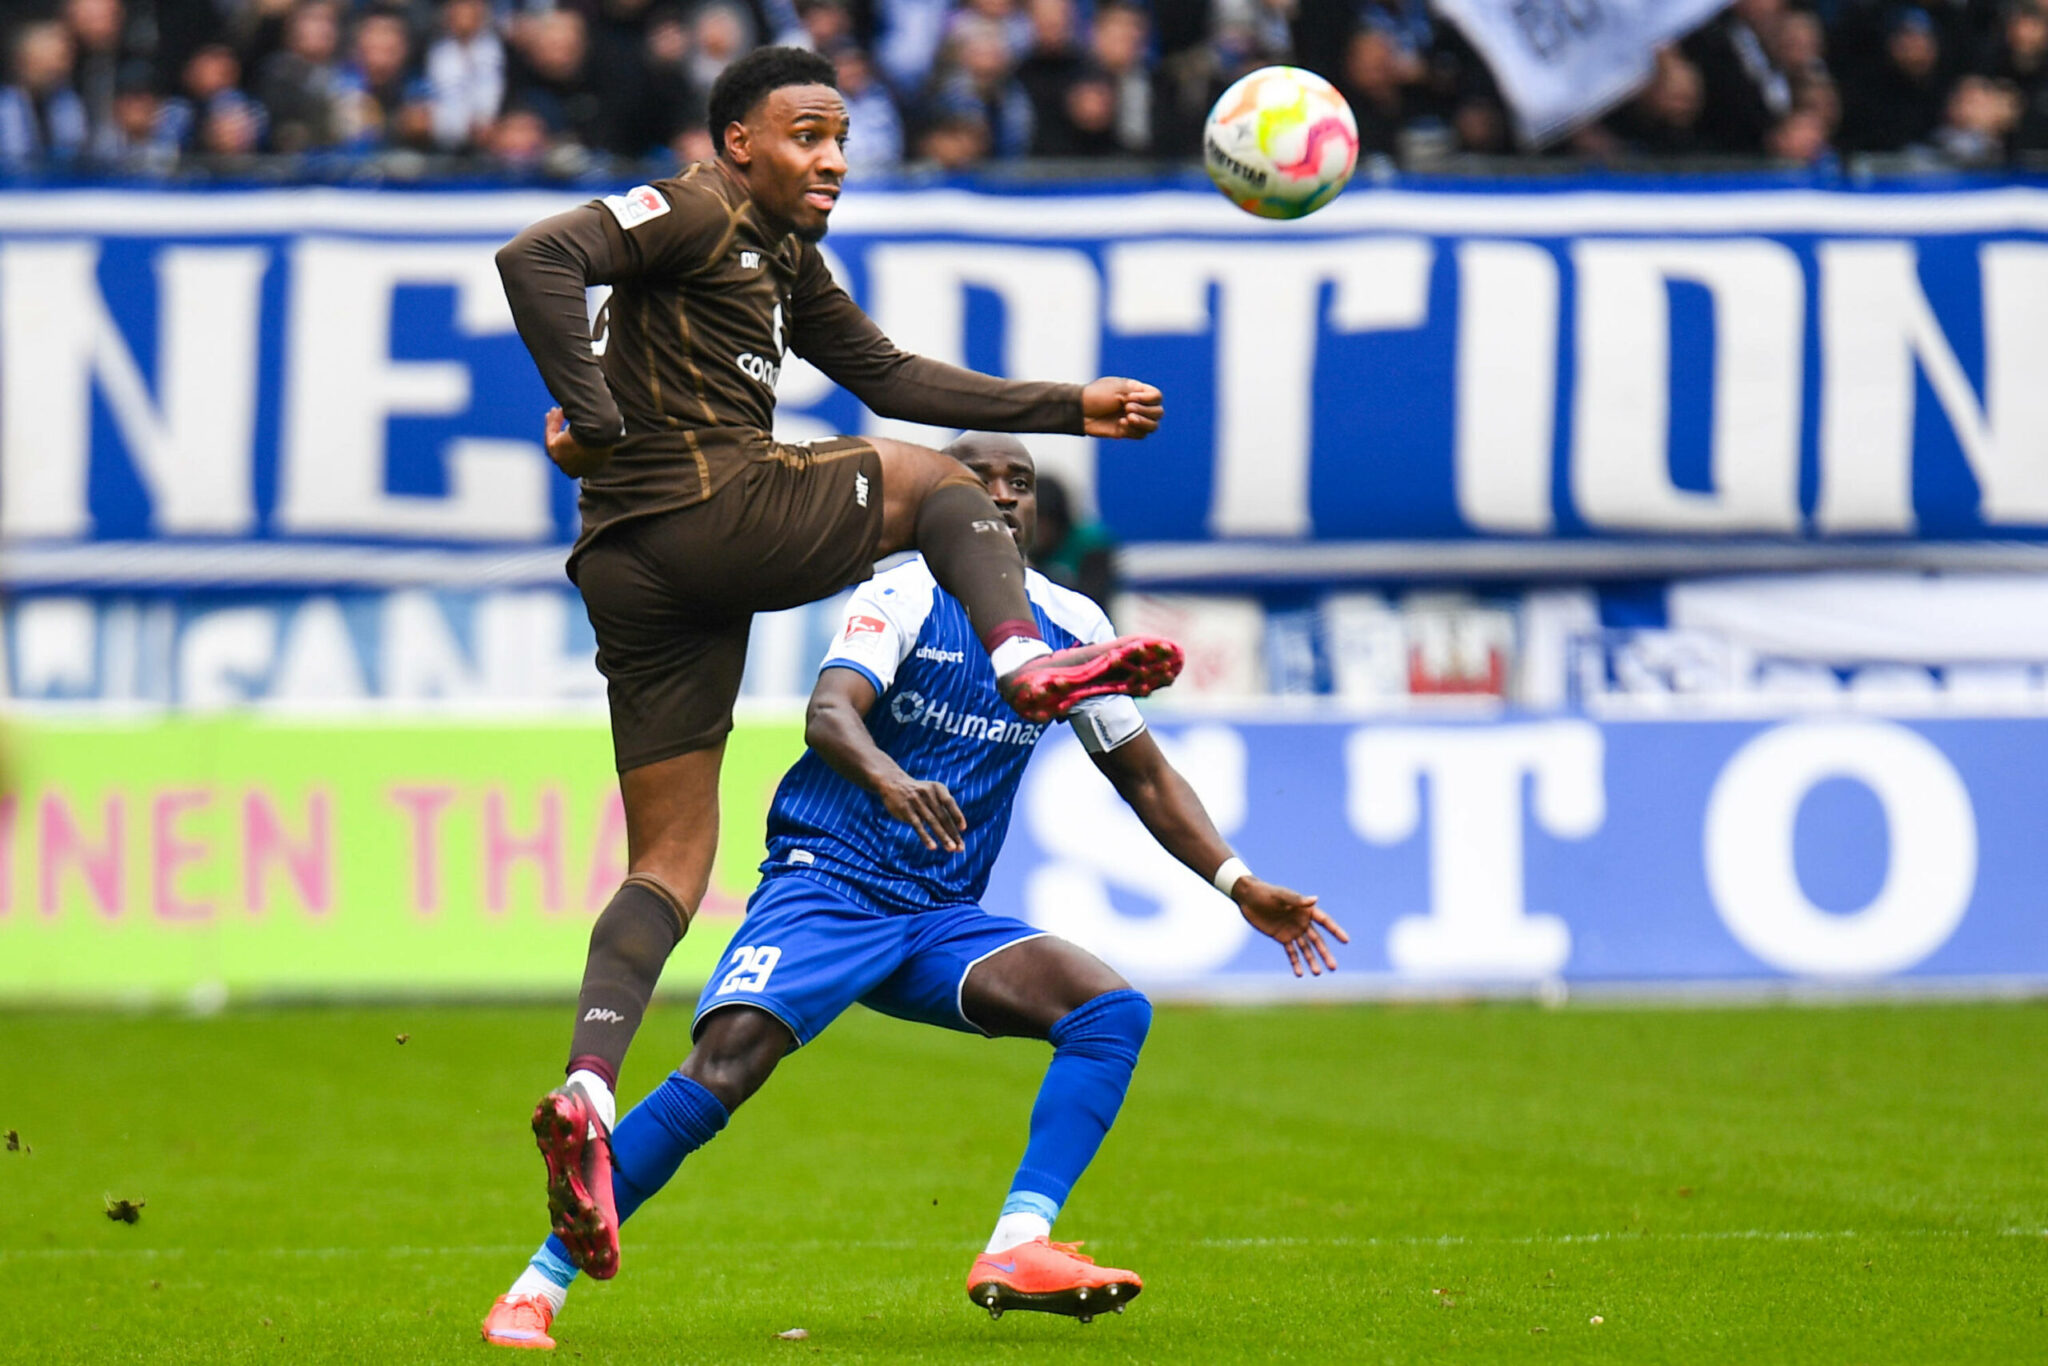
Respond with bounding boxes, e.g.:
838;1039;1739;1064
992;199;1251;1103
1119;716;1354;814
1704;720;1976;976
1021;726;1251;977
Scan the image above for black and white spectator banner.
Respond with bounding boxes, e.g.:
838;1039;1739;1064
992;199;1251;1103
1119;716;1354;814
1434;0;1733;143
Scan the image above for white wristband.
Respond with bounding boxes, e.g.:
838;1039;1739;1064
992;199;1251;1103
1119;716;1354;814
1212;856;1251;898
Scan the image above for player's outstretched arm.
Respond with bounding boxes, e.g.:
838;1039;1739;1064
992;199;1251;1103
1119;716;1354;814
1091;731;1349;977
785;251;1163;440
496;207;627;477
805;667;968;853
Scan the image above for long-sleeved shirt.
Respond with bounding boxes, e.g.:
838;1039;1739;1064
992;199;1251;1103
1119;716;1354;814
495;159;1083;566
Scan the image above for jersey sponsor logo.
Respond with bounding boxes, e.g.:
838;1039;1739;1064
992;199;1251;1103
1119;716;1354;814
738;302;784;387
888;689;1046;746
601;184;670;230
736;351;781;387
740;250;762;270
844;614;888;641
915;645;966;664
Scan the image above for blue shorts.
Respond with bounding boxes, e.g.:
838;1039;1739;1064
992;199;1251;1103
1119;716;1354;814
692;871;1045;1047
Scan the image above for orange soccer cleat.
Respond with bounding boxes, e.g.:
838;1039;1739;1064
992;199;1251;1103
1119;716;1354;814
480;1293;557;1350
532;1086;620;1279
966;1238;1143;1322
998;636;1183;723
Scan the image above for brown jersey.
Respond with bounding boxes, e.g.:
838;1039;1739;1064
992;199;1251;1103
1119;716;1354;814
496;160;1084;564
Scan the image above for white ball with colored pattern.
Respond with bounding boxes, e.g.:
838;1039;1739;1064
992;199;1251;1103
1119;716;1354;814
1202;65;1361;220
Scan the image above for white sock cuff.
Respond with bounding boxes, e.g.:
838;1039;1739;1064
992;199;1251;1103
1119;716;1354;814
985;1210;1053;1255
509;1264;570;1314
566;1068;616;1132
990;636;1053;678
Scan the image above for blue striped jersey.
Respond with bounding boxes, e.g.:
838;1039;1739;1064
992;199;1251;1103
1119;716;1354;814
761;557;1146;915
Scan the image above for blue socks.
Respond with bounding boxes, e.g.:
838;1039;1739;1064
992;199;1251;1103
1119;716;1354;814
1005;989;1152;1219
524;989;1152;1292
527;1071;729;1288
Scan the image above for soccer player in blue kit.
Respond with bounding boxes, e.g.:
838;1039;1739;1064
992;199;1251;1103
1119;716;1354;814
481;436;1348;1349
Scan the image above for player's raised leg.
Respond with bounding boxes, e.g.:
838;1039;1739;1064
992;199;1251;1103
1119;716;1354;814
531;554;759;1279
483;1005;790;1347
868;435;1183;723
957;935;1151;1321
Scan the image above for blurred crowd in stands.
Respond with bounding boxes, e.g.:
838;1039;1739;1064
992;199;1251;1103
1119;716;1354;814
3;0;2047;177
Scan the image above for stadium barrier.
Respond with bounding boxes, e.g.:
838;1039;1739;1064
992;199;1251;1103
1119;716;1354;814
4;713;2043;1004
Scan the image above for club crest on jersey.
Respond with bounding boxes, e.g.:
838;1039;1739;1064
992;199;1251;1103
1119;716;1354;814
602;184;670;230
844;614;887;641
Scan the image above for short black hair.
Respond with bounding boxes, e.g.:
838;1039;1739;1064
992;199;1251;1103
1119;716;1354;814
708;46;839;156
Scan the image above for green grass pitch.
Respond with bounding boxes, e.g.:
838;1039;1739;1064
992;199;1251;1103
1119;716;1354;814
2;1000;2043;1363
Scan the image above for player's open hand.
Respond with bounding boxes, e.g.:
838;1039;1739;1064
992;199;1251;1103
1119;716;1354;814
1236;878;1348;977
878;773;968;853
544;406;614;479
1080;378;1164;440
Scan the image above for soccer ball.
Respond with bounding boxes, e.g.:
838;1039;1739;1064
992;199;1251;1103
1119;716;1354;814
1202;66;1360;220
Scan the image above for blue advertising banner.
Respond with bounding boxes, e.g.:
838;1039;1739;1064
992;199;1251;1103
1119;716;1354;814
5;182;2048;588
987;714;2048;991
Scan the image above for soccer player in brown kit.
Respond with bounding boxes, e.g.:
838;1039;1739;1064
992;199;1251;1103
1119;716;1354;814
494;44;1183;1273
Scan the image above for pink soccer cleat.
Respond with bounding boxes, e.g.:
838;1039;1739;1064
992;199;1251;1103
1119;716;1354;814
480;1292;556;1349
531;1085;620;1280
998;636;1183;723
966;1237;1143;1322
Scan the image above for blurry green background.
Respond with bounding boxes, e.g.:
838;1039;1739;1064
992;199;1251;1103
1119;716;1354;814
0;718;804;1003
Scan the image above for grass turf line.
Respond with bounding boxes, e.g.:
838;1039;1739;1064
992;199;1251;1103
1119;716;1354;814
1;1001;2043;1363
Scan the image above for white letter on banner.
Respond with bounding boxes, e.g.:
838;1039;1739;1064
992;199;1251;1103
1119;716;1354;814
178;607;281;707
1817;242;2048;533
1455;241;1559;533
864;245;1101;508
1;242;265;538
1348;722;1602;978
1704;721;1976;976
1109;240;1433;538
278;240;549;540
1571;240;1803;533
1022;726;1251;978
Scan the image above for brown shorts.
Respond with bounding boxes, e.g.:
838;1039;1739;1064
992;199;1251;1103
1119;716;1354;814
574;437;885;771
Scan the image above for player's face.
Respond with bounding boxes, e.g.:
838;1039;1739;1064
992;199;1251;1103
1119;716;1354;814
959;448;1037;551
730;84;849;242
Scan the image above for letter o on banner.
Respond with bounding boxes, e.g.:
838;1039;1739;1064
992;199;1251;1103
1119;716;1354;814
1704;721;1977;976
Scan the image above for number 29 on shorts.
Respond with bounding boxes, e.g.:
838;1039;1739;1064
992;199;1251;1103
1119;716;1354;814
713;944;782;996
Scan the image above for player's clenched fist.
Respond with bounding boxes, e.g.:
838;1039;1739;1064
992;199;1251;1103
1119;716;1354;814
878;773;969;853
1081;378;1164;440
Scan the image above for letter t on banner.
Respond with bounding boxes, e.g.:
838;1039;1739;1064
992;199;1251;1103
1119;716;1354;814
1347;722;1604;979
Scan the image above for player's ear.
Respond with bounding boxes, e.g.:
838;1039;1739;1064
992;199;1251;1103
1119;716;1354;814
725;120;751;166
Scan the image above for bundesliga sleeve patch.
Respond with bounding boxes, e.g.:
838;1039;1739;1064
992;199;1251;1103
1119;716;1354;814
601;185;671;230
844;615;887;641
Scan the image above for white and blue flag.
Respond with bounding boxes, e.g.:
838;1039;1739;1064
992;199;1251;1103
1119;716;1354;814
1435;0;1732;144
